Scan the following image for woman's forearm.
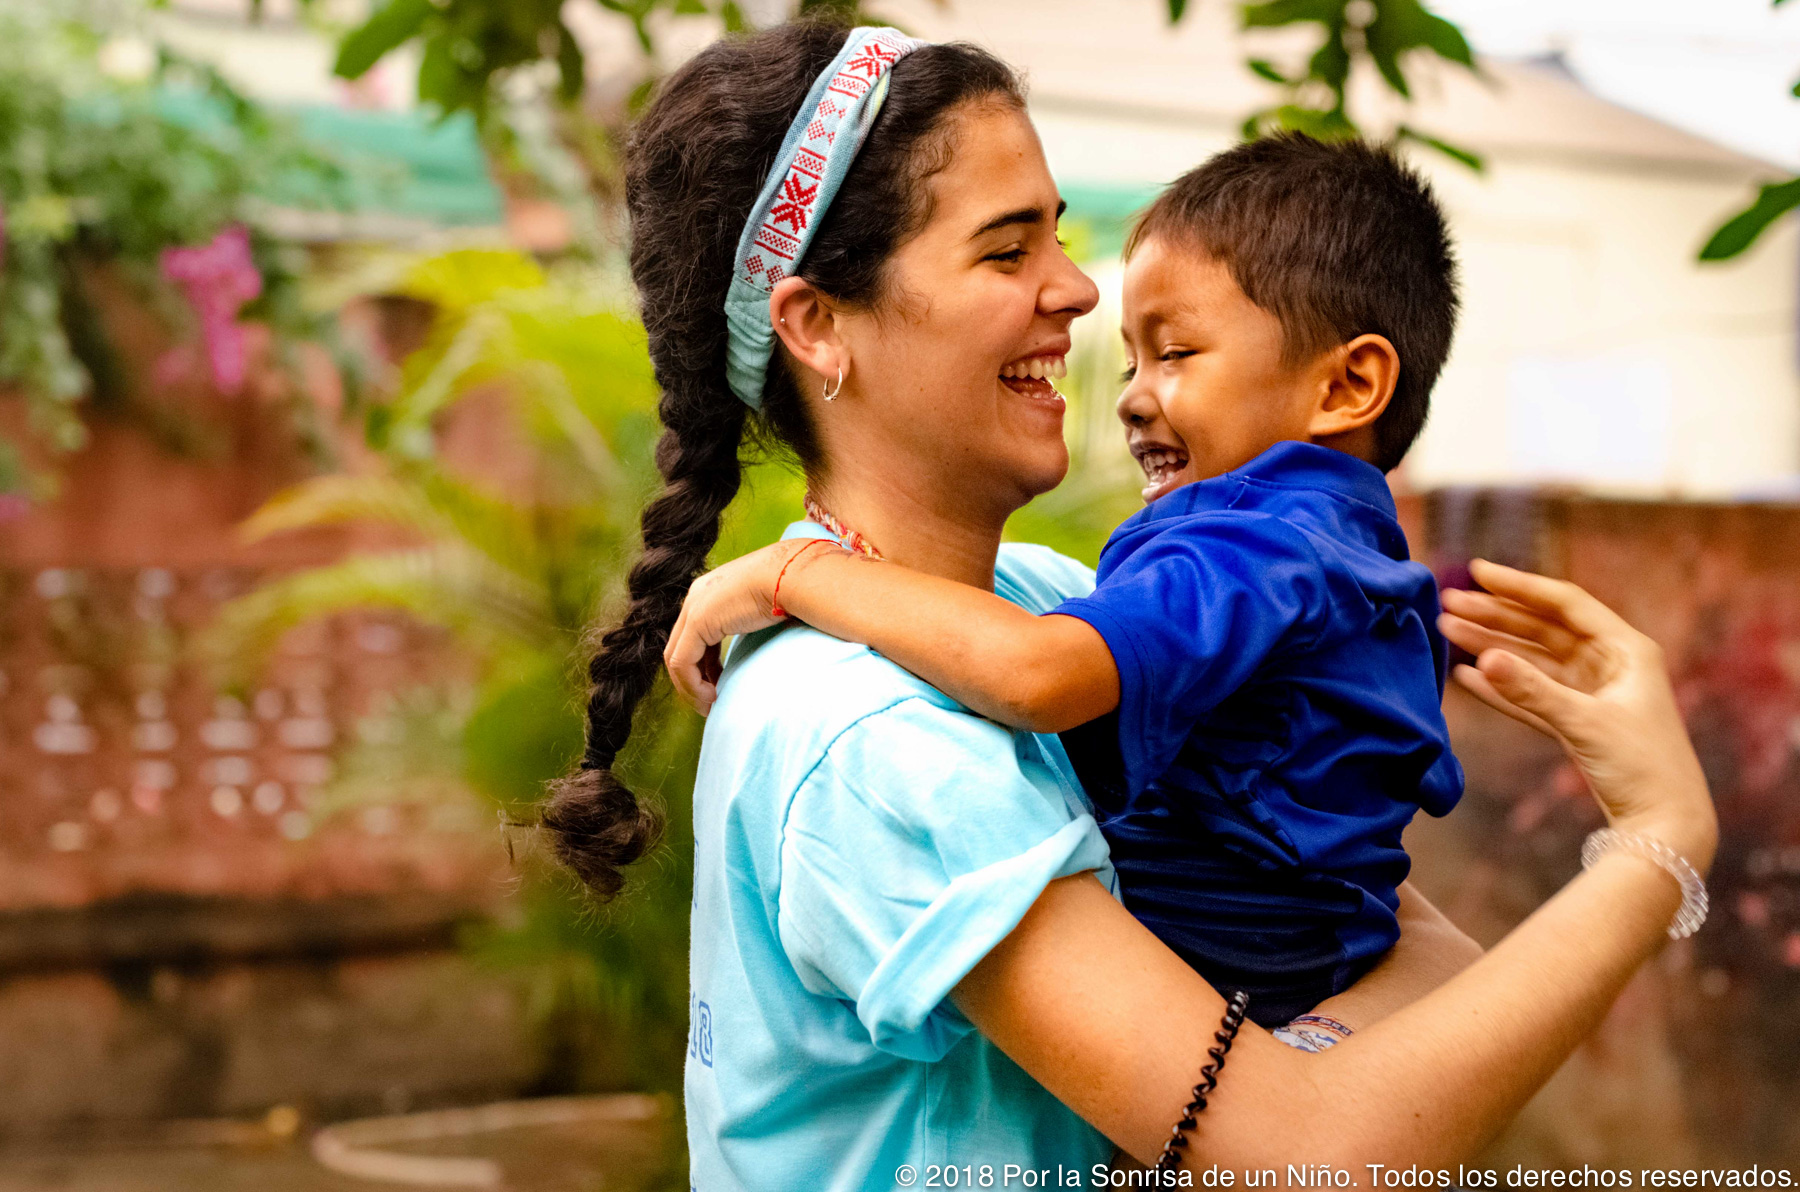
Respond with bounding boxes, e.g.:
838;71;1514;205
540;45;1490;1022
1302;881;1483;1032
780;549;1118;730
957;852;1683;1169
1276;850;1680;1165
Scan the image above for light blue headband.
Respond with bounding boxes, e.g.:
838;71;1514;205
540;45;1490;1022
724;26;927;409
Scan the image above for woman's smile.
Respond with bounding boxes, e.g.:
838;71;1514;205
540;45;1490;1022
998;350;1070;414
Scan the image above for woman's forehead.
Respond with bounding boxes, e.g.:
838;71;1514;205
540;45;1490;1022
921;105;1060;240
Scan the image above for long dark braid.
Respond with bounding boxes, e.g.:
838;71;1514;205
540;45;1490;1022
540;22;1026;898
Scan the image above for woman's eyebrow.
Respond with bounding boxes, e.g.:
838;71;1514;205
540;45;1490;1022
969;199;1068;240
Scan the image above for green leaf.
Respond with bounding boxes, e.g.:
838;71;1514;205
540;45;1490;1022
720;0;749;33
1241;0;1343;31
555;20;585;102
1268;103;1358;140
1419;12;1476;67
1167;0;1190;21
1395;123;1485;171
1246;58;1290;85
1306;27;1352;93
334;0;434;80
1699;176;1800;260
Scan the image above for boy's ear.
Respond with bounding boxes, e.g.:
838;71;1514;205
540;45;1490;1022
1311;333;1399;439
769;277;847;387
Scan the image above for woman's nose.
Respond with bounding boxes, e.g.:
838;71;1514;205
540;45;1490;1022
1043;253;1100;320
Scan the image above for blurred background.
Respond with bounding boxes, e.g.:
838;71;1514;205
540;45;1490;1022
0;0;1796;1188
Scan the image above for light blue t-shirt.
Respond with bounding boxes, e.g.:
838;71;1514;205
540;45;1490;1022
685;526;1118;1191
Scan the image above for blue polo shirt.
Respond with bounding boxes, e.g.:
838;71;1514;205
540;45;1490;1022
1054;441;1463;1027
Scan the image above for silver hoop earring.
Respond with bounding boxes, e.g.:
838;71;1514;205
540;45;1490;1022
822;365;844;401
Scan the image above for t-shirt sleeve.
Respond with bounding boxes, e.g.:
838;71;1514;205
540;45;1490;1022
1052;513;1329;795
775;697;1111;1062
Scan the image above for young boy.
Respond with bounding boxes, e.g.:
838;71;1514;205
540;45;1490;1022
668;133;1464;1035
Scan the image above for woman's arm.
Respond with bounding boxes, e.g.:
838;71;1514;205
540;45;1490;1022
955;560;1716;1168
1303;881;1483;1032
665;538;1118;731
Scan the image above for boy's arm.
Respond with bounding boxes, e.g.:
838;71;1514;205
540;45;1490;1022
664;539;1118;731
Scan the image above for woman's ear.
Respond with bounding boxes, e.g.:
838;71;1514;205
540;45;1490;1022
1311;333;1400;438
769;276;846;386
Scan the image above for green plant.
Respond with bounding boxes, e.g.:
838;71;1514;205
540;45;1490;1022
1166;0;1483;169
207;247;807;1092
1700;0;1800;260
0;4;357;497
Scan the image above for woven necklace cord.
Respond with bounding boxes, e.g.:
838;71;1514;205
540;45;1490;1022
803;493;884;560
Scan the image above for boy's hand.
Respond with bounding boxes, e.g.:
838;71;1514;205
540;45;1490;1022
664;539;819;715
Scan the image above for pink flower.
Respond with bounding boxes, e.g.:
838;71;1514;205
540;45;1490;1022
160;224;263;395
0;493;29;524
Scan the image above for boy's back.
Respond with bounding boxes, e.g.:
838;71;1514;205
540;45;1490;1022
1057;441;1463;1026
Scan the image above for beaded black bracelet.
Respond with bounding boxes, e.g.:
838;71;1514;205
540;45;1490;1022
1154;989;1251;1175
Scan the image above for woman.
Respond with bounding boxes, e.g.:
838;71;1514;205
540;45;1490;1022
540;21;1718;1188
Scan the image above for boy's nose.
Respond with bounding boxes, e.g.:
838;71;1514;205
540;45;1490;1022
1115;376;1160;428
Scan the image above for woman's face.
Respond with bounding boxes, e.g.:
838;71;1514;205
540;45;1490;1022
819;103;1100;520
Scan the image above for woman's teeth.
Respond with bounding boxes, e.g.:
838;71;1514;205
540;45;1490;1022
999;356;1068;381
1139;449;1188;484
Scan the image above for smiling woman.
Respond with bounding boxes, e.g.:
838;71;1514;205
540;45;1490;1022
543;19;1721;1192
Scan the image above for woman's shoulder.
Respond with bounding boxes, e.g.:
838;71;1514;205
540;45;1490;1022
713;622;965;753
995;542;1096;609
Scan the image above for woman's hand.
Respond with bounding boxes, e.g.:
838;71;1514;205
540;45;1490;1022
1438;558;1717;871
665;539;816;714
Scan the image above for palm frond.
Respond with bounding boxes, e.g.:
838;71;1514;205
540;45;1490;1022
200;543;553;682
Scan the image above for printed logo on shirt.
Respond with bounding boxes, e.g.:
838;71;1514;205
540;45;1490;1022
688;993;714;1068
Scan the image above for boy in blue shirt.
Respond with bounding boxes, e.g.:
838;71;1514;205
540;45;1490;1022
666;133;1465;1034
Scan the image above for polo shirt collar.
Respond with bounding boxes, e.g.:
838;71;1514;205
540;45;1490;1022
1152;441;1397;522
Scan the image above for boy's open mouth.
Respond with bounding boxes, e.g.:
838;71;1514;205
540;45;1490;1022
1134;443;1190;503
999;353;1067;402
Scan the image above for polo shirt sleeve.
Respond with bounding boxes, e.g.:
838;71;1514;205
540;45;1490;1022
775;697;1110;1063
1052;513;1329;795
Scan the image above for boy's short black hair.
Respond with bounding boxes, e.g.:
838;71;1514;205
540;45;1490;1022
1127;133;1459;473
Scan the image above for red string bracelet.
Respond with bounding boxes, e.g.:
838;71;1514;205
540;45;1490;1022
770;539;838;619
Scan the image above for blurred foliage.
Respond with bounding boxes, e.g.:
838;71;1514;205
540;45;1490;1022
309;0;898;122
1166;0;1482;169
291;0;1481;190
1701;0;1800;261
0;3;359;497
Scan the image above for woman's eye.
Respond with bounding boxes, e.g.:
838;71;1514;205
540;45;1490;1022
1159;349;1195;363
985;248;1026;264
1120;364;1137;383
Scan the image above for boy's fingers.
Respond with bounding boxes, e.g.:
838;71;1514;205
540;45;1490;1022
1467;560;1620;640
1452;663;1559;738
665;623;709;711
1440;588;1581;658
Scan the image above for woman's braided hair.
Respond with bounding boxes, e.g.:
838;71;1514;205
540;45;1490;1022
540;22;1025;898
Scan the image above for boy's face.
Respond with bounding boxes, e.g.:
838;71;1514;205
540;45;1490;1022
1118;236;1323;503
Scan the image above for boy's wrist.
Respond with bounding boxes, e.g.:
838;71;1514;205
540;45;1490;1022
768;538;843;619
